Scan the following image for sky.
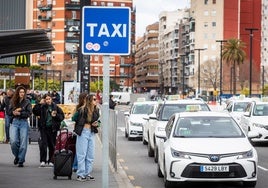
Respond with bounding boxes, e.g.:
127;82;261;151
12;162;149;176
133;0;190;37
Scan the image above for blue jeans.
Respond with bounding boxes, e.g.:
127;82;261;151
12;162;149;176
5;114;12;141
76;128;95;178
10;118;29;164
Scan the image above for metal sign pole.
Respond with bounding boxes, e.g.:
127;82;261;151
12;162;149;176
102;55;110;188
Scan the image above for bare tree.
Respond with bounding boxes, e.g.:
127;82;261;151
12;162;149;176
200;59;220;91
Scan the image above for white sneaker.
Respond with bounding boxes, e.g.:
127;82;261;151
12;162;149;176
48;162;54;167
40;161;46;167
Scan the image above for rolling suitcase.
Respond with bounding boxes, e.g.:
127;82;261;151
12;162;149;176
53;128;73;180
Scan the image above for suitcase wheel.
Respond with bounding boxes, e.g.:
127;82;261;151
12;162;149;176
53;176;57;180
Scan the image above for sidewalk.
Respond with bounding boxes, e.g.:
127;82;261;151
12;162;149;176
0;136;133;188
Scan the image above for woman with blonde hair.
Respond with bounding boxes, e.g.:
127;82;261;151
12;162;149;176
73;94;100;181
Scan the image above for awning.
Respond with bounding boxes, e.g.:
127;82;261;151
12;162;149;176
0;29;55;59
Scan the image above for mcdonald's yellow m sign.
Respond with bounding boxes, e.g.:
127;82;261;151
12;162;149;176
15;54;30;67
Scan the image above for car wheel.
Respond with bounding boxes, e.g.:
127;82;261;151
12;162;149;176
142;136;148;145
157;162;164;178
148;138;154;157
125;128;128;138
243;181;257;187
164;159;174;188
154;146;158;163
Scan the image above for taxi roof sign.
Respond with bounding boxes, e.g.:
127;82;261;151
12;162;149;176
186;105;201;112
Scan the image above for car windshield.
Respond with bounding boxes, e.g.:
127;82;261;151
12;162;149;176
233;102;249;112
132;104;155;114
160;104;210;121
253;104;268;116
173;116;244;138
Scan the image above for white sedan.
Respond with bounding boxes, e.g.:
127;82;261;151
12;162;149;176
158;111;258;188
240;101;268;143
124;101;158;141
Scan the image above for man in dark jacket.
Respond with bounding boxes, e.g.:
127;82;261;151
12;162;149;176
32;93;64;167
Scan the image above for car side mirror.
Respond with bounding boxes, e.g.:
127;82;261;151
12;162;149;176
124;111;130;116
143;115;149;121
243;111;250;117
248;130;260;139
149;114;157;120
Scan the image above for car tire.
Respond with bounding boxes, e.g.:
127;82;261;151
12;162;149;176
148;138;154;157
157;162;164;178
243;181;257;187
164;159;174;188
154;146;158;163
125;129;128;138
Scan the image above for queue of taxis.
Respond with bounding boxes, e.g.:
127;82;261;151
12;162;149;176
157;111;259;188
147;99;211;163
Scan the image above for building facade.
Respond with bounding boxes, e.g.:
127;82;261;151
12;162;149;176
32;0;135;91
134;22;159;93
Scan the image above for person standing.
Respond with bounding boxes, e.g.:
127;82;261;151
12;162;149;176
8;86;32;167
109;95;117;110
1;88;14;143
73;94;100;181
32;93;64;167
71;92;87;172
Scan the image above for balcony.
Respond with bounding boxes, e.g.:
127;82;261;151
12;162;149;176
38;15;52;21
38;59;52;65
38;4;52;11
65;2;80;10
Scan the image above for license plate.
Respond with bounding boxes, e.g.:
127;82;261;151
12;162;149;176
200;165;229;172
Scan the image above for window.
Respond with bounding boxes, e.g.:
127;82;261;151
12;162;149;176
204;11;209;16
212;22;216;27
211;10;216;16
204;22;208;27
204;0;208;4
213;0;216;4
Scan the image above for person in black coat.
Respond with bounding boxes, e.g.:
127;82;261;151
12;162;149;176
109;95;117;110
32;93;64;167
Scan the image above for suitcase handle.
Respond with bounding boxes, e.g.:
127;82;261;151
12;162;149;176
58;128;69;152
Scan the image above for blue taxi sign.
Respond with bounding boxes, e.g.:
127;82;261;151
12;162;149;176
82;6;131;55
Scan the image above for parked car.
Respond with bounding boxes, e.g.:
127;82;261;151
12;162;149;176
142;101;163;145
147;99;211;162
240;101;268;143
124;101;158;141
224;98;257;123
158;111;258;188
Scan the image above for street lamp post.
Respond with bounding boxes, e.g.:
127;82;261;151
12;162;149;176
216;40;227;105
245;28;258;97
194;48;206;96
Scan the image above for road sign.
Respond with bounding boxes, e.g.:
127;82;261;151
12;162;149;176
82;6;131;55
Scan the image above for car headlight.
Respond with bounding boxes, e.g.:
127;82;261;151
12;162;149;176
252;123;266;128
130;122;143;126
237;149;254;159
171;148;191;159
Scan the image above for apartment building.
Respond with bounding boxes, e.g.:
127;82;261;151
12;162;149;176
32;0;135;91
189;0;262;96
134;22;159;93
159;10;186;95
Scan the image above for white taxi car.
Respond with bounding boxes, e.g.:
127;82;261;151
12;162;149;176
147;100;211;162
157;111;258;188
240;101;268;143
224;98;258;123
124;101;158;141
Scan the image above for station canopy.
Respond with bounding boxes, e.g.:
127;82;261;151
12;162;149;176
0;29;54;59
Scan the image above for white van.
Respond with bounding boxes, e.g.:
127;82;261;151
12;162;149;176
111;92;130;105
